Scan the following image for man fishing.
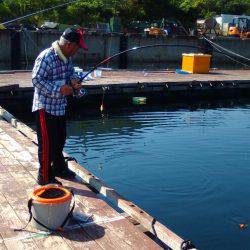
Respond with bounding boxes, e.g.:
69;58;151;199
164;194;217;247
32;28;88;185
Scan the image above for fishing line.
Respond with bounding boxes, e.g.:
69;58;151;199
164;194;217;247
78;41;250;114
100;90;105;113
100;86;109;116
0;0;80;27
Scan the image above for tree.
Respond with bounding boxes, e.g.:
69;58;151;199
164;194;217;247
0;0;249;28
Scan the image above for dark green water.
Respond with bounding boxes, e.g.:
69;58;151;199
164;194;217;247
65;104;250;249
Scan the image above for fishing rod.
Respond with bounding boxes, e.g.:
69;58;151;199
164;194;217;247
76;43;202;110
80;44;201;81
80;38;250;82
0;0;80;27
77;41;250;109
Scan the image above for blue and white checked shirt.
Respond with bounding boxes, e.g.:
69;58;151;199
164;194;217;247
32;44;76;116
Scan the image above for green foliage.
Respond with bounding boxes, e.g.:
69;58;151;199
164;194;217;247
0;0;249;28
179;0;250;18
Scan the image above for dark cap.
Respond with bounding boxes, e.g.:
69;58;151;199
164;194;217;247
62;28;88;50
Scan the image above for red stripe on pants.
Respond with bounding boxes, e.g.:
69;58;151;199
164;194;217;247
39;109;49;183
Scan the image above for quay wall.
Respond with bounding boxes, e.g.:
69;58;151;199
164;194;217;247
126;36;199;67
0;30;249;70
0;30;120;69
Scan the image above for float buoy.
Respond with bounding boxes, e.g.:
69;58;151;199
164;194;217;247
132;97;146;105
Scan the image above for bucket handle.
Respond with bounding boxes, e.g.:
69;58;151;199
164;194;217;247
14;190;75;232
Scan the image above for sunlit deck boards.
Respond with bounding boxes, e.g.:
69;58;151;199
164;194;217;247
0;69;249;88
0;115;163;249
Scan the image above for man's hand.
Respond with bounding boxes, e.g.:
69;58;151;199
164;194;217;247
71;79;82;90
60;85;73;95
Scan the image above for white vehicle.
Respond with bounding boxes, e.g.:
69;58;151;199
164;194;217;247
215;14;250;36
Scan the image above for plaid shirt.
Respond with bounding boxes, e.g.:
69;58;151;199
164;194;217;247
32;46;75;116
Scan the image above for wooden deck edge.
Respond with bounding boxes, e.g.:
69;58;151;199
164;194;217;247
0;107;37;143
0;106;197;250
0;70;32;74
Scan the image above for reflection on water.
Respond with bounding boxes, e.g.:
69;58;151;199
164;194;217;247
65;103;250;250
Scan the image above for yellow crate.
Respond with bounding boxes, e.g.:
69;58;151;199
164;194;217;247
182;53;211;73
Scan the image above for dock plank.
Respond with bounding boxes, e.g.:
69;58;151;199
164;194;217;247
0;192;40;250
0;114;164;249
62;179;162;250
0;70;250;88
0;172;75;250
0;132;94;250
7;170;104;250
60;227;105;250
88;69;250;83
5;171;104;250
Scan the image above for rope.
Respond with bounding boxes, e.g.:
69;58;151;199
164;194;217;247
151;217;157;237
22;29;40;50
208;42;250;68
202;36;250;62
201;36;250;68
216;50;250;68
107;34;113;68
23;30;29;69
181;239;196;250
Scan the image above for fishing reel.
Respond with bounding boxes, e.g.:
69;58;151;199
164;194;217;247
73;87;87;99
72;70;88;98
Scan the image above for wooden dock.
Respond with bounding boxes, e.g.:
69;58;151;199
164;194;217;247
0;69;249;90
0;107;194;250
0;69;249;112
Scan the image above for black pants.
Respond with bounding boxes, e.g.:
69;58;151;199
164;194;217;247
36;109;66;183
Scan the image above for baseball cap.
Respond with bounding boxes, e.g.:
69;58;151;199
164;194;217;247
62;28;88;50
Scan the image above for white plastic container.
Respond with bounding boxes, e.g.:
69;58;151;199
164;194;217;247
30;185;72;231
94;69;102;78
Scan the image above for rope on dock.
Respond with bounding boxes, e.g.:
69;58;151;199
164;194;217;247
0;214;128;243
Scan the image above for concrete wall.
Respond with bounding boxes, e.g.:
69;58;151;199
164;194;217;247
0;30;120;70
0;30;249;70
126;35;199;68
19;31;120;70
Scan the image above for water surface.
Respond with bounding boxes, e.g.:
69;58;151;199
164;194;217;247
65;104;250;249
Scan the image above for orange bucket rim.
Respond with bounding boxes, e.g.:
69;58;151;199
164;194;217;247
30;184;72;204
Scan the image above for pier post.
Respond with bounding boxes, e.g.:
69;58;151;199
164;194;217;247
10;30;21;70
119;34;128;69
